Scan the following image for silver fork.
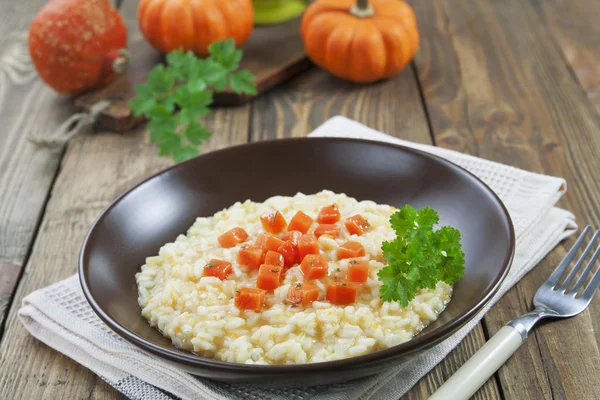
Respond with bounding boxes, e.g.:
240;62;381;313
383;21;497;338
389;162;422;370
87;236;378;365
430;225;600;400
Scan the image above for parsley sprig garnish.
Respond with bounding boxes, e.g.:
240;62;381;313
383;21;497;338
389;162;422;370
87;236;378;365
378;205;465;306
129;39;257;162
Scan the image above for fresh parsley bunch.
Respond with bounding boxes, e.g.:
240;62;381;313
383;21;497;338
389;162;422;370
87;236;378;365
129;39;257;162
378;205;465;306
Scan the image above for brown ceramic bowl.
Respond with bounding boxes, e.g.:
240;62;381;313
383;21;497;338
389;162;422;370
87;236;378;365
79;137;514;387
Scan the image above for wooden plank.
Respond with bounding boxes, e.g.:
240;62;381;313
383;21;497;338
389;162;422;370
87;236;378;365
0;264;20;323
0;0;250;399
250;66;501;399
0;0;76;329
410;0;600;398
0;108;251;399
251;67;431;144
531;0;600;114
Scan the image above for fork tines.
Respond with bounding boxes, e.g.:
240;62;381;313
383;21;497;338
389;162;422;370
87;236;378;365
547;225;600;298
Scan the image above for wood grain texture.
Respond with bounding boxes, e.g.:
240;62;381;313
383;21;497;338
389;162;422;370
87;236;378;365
0;264;20;324
0;0;251;398
0;0;77;332
411;0;600;398
251;66;431;143
531;0;600;114
0;107;251;399
250;66;501;400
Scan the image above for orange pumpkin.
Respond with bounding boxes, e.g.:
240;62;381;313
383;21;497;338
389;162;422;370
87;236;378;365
301;0;419;83
138;0;254;57
28;0;128;95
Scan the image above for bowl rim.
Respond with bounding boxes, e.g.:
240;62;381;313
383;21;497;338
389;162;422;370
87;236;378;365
79;136;515;372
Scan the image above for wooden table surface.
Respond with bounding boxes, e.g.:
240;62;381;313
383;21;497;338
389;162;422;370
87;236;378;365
1;0;600;399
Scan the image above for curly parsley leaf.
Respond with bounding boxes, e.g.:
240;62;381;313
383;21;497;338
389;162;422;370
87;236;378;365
378;205;465;306
229;70;258;95
129;40;257;162
129;84;156;116
208;39;243;70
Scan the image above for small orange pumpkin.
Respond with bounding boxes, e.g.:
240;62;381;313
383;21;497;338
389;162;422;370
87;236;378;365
138;0;254;57
301;0;419;83
28;0;128;95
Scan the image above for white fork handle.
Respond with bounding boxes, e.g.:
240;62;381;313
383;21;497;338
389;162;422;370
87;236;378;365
429;325;524;400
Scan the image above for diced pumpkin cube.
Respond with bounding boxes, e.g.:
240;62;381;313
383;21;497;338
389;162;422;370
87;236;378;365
344;214;370;236
286;283;319;307
264;250;284;267
277;240;299;268
347;259;369;283
282;230;302;245
218;227;249;248
298;234;320;260
202;259;232;280
314;224;338;238
254;233;267;249
326;282;357;305
260;209;287;234
317;204;340;224
256;233;285;253
287;211;314;234
338;241;365;260
235;287;266;311
237;245;263;269
257;264;283;290
300;254;328;280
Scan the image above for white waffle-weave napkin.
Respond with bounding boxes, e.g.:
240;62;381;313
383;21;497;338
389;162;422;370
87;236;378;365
19;116;576;400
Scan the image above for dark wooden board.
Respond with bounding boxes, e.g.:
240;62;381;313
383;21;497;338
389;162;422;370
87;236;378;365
74;16;311;132
410;0;600;398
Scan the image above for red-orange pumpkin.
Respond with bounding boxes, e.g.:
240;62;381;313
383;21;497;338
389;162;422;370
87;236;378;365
138;0;254;57
301;0;419;83
28;0;128;95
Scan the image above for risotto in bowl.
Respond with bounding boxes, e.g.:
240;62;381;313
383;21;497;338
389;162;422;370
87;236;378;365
136;191;453;365
80;137;514;386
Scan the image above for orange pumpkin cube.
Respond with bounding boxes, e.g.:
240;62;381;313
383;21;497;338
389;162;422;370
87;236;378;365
218;227;249;248
326;282;357;305
264;250;284;267
298;234;320;260
287;211;314;234
235;287;266;311
347;259;369;283
254;233;267;248
278;240;299;268
314;224;338;238
202;259;233;280
237;245;263;269
300;254;328;280
260;209;287;234
257;264;283;290
338;241;366;260
256;233;285;253
344;214;370;236
317;204;340;224
282;230;302;245
286;283;319;307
